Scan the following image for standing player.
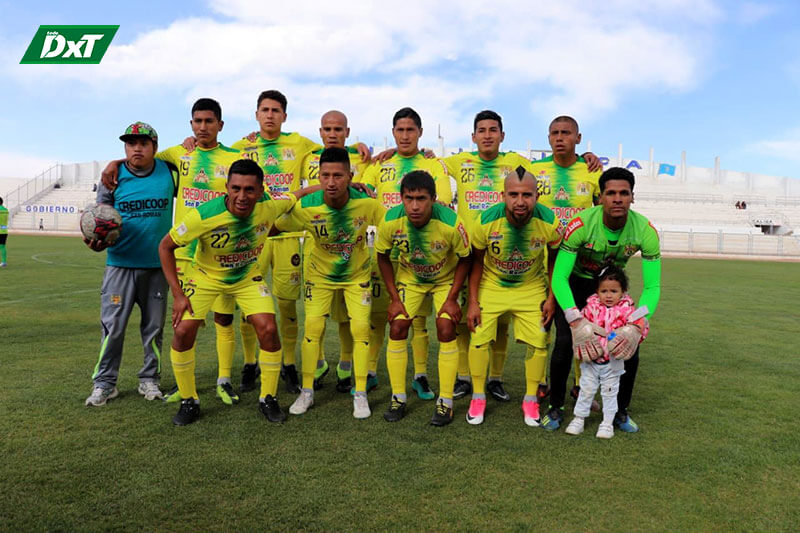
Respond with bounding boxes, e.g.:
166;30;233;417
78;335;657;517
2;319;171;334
532;116;604;429
158;159;309;425
376;171;470;425
101;99;245;406
465;167;562;425
549;167;661;432
274;147;384;419
84;122;176;406
0;197;8;267
360;107;453;402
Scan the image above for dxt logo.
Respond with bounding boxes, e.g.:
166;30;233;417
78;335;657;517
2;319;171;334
20;25;119;64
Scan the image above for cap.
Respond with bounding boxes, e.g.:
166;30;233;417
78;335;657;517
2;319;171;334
120;121;158;143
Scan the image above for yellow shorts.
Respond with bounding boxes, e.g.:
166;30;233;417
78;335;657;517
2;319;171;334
267;235;302;300
182;270;275;321
370;267;390;315
329;289;348;323
177;258;234;315
303;276;372;320
395;281;453;321
470;282;548;348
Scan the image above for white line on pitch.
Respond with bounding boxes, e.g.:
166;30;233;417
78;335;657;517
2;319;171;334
31;252;104;269
0;288;98;305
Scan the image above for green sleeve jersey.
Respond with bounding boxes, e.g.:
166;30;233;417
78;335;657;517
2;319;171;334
0;205;8;234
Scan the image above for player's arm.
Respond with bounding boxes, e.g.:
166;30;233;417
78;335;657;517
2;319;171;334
637;224;662;320
466;247;485;332
100;159;126;190
158;233;193;329
377;251;408;322
581;152;603;173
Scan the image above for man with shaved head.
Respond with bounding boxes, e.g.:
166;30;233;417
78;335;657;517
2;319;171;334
464;166;563;426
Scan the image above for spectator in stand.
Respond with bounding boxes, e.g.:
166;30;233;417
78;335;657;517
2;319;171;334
741;200;747;210
735;201;741;209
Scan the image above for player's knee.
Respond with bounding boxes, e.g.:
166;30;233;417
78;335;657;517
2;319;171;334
213;313;233;327
389;319;411;340
303;317;325;342
350;320;370;343
436;318;456;342
172;321;199;351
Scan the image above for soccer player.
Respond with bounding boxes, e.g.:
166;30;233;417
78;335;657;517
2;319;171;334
102;99;245;406
548;167;661;432
84;122;176;406
159;159;311;425
360;107;453;402
443;110;535;402
274;147;384;419
0;197;8;267
231;92;371;395
376;170;470;425
465;166;562;425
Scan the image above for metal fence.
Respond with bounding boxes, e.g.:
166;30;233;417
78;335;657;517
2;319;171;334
4;165;62;211
659;230;800;257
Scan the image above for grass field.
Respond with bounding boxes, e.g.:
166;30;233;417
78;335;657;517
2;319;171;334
1;234;799;532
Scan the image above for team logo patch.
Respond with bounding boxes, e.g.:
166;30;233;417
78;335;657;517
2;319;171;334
489;231;503;241
265;154;279;166
235;236;251;250
529;238;544;250
258;284;271;297
411;247;426;260
289;272;300;285
457;222;469;248
577;182;590;195
335;228;351;241
194;168;209;184
282;148;295;161
110;294;122;305
215;165;227;178
555;186;569;201
479;175;492;187
361;291;372;305
353;216;367;229
564;218;584;240
430;240;446;251
624;244;638;257
291;253;301;266
509;248;524;261
176;223;188;236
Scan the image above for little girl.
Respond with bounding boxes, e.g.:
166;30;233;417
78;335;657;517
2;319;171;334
565;265;649;439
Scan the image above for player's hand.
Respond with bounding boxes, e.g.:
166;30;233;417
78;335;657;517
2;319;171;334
608;324;643;360
374;148;396;163
570;317;607;362
182;136;197;152
437;297;462;325
100;163;120;191
421;148;436;159
171;293;194;329
83;237;110;252
387;299;409;323
356;142;372;163
246;131;258;142
350;182;376;197
582;152;603;172
540;297;556;328
466;301;481;333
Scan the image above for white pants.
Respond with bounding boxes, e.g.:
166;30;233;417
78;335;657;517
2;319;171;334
574;359;625;420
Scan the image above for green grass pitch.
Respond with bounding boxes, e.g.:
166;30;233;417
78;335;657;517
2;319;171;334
1;235;798;532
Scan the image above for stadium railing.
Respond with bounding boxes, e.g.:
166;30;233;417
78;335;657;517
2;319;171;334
659;230;800;257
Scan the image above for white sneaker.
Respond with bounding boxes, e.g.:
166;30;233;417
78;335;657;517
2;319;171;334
353;395;371;419
85;386;119;406
596;422;614;439
289;390;314;415
138;381;163;401
565;417;585;435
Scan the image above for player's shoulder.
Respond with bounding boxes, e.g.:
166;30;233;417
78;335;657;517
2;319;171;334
431;203;458;226
347;186;373;201
627;208;657;230
196;195;228;220
530;155;554;167
216;143;241;155
300;190;325;208
385;204;406;222
532;203;556;224
479;202;506;225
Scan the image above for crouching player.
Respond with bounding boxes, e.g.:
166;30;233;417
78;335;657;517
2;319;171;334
274;147;384;419
466;166;562;426
376;171;471;426
159;159;305;425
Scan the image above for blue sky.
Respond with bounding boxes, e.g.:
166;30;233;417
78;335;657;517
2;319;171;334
2;0;800;181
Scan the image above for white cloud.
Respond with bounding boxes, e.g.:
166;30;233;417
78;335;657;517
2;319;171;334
748;129;800;162
0;150;58;180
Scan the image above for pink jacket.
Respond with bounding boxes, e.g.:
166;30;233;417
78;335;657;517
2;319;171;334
582;294;649;363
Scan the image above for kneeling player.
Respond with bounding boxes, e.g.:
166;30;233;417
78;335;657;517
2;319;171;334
274;147;384;419
159;159;304;425
376;171;471;426
466;166;562;426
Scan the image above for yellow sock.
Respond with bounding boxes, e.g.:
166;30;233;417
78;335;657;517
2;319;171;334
277;298;298;366
411;316;429;375
468;344;489;395
437;339;459;400
171;346;198;400
258;349;282;398
386;338;408;396
368;314;387;374
350;320;371;392
574;358;582;387
488;321;509;379
301;318;325;389
215;323;235;380
338;321;354;365
525;346;548;397
456;323;470;377
239;319;258;365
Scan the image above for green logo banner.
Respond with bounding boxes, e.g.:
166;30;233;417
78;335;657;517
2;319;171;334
20;25;119;64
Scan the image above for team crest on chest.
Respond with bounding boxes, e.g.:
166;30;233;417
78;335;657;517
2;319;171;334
215;165;227;179
235;236;251;250
479;175;492;187
411;247;426;260
430;240;446;251
335;228;351;241
255;223;268;235
555;187;569;201
194;168;209;184
577;182;590;195
282;148;295;160
624;244;638;257
353;216;367;230
265;154;279;166
529;237;544;250
509;248;524;261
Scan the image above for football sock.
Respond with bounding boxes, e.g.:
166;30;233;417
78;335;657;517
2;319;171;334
411;317;429;375
338;321;354;365
301;318;325;390
239;319;258;365
368;313;387;374
574;359;582;387
171;346;197;400
437;339;459;401
525;346;548;398
386;338;408;397
277;297;298;366
215;322;235;380
258;349;282;398
456;323;470;380
468;344;490;395
488;321;509;380
350;319;371;393
0;244;6;263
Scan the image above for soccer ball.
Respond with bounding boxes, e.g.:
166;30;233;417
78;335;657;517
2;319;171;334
80;204;122;244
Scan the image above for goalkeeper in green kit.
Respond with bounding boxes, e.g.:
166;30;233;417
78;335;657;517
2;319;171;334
545;167;661;433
